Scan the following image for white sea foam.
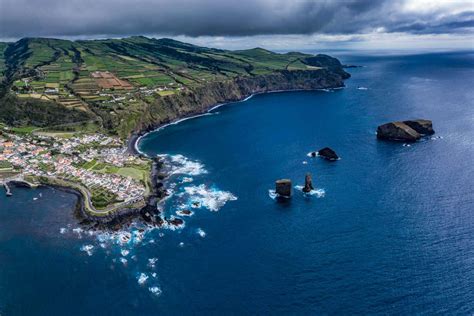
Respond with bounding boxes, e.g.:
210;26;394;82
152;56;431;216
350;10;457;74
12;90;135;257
181;177;194;183
121;249;130;257
153;113;214;134
357;86;368;90
268;189;291;200
307;151;318;157
72;227;84;238
134;135;145;156
196;228;206;238
151;273;157;278
268;190;278;200
133;230;145;244
118;232;132;245
137;273;149;285
160;216;185;231
294;185;326;198
149;286;162;296
80;244;94;256
148;258;158;268
72;227;83;234
60;227;67;234
158;154;207;176
302;161;308;164
208;94;255;112
307;189;326;198
179;242;185;247
120;258;128;265
182;184;237;211
191;201;201;208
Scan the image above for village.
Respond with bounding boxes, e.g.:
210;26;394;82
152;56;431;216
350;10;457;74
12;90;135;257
0;129;149;210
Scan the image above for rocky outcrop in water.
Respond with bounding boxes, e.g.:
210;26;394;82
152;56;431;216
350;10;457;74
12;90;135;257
275;179;292;197
403;120;435;136
318;147;339;161
302;173;314;193
377;119;434;142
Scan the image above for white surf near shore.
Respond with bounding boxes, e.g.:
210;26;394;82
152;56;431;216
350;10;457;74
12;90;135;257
157;154;208;176
135;87;346;151
179;184;238;212
294;185;326;198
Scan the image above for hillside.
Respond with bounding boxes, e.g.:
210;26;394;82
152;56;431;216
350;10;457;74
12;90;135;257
0;37;349;138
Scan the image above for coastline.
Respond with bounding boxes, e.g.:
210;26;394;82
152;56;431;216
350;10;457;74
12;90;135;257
5;72;349;230
129;86;346;155
120;86;347;229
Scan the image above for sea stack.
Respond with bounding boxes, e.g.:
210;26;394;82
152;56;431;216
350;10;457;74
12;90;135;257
275;179;292;197
302;173;314;193
318;147;339;161
377;119;434;142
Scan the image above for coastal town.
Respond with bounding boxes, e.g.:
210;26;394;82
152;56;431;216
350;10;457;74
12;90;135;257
0;127;150;212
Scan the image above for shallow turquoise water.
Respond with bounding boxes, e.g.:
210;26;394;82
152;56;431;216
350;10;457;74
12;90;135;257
1;52;473;315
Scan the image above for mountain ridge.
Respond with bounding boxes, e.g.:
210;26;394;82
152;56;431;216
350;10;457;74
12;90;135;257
0;36;349;137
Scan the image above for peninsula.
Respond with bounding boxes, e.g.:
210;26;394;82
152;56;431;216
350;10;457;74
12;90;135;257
0;37;349;223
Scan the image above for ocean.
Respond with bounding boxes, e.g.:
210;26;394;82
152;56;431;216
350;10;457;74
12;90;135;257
1;51;473;315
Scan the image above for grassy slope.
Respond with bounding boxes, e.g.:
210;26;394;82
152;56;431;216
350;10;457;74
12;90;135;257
0;37;344;137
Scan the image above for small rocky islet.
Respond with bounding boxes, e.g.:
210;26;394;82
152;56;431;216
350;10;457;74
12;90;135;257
274;119;435;198
377;119;435;142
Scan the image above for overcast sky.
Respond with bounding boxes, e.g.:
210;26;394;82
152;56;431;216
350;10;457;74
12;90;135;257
0;0;473;50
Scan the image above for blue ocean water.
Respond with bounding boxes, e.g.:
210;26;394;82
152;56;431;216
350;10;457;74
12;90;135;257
1;52;473;315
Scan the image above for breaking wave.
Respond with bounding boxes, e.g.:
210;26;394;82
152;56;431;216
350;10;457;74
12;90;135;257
157;154;207;176
137;273;149;285
294;185;326;198
197;228;206;238
179;184;238;212
80;244;94;256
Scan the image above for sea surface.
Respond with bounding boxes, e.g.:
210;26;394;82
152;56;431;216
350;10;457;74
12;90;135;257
1;51;473;315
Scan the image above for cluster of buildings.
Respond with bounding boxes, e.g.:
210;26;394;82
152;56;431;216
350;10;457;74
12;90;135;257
0;131;147;206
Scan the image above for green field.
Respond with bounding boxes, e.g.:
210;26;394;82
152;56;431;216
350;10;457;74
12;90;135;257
0;36;345;137
90;187;121;209
0;160;13;169
10;126;38;134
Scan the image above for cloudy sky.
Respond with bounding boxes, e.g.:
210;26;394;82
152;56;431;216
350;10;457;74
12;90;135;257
0;0;473;50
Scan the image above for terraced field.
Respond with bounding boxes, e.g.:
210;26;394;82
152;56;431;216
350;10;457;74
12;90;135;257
0;36;345;137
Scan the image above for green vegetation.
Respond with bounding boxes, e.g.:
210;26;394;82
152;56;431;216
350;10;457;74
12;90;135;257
0;160;13;169
0;36;346;138
90;187;122;209
10;126;38;134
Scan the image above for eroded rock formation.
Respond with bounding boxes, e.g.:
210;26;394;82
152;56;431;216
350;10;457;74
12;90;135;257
275;179;292;197
377;119;434;142
303;173;314;193
318;147;339;161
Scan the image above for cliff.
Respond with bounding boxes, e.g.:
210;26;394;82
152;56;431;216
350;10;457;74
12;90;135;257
0;36;350;138
132;68;349;135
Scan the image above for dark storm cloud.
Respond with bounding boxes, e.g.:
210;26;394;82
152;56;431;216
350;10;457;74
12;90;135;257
0;0;472;39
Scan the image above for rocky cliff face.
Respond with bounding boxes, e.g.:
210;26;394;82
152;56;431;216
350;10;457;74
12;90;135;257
133;68;349;135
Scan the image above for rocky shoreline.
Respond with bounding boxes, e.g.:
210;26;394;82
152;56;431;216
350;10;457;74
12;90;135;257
26;68;350;231
118;69;350;229
128;69;350;156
